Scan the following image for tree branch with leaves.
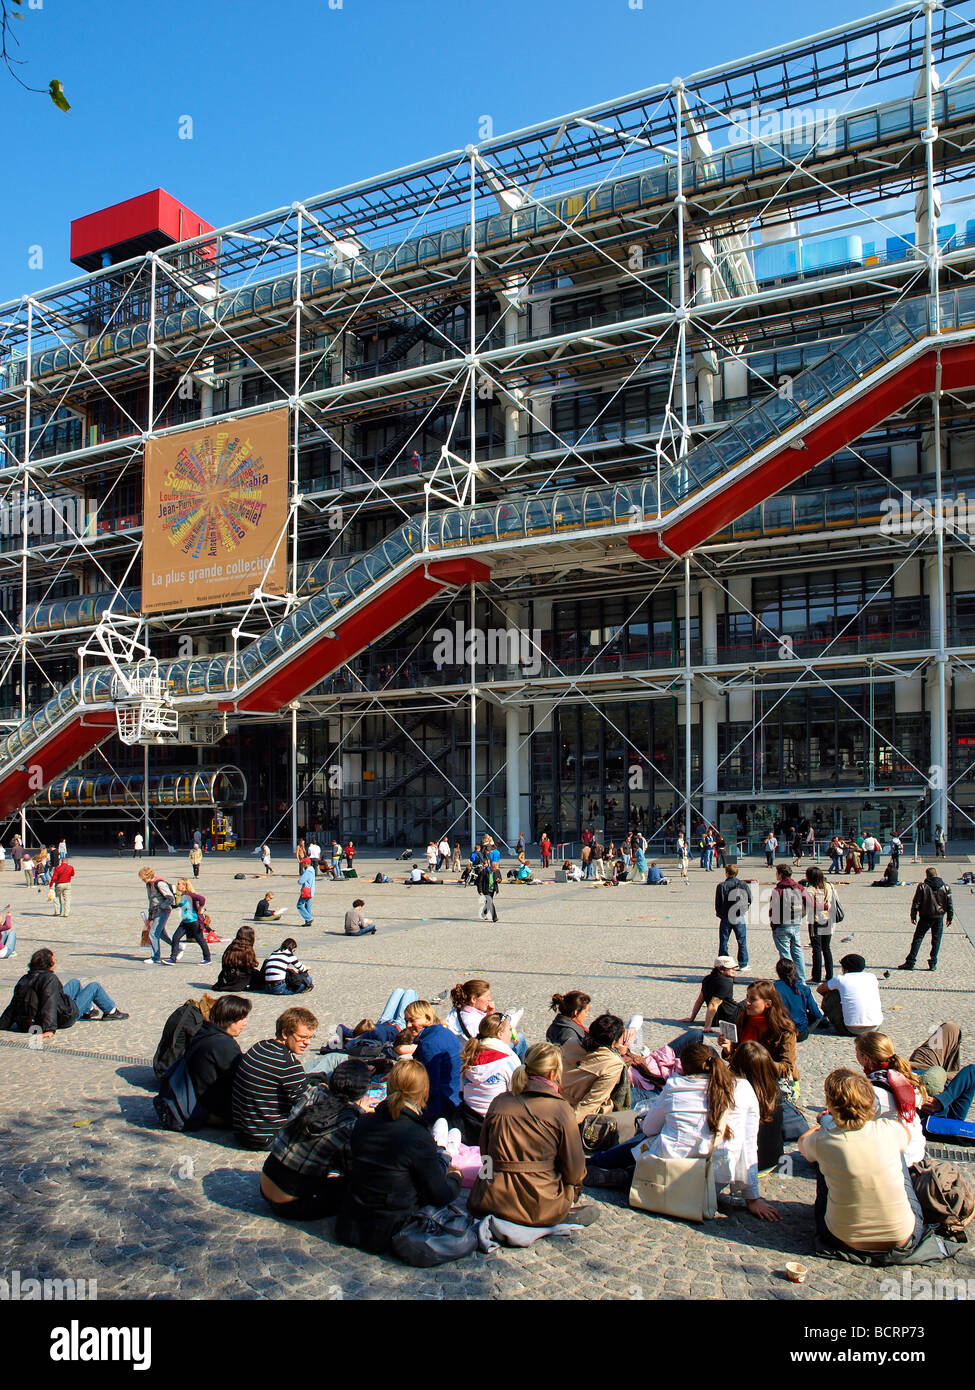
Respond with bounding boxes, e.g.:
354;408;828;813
1;0;68;110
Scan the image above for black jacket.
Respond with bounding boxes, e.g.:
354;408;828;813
335;1101;461;1253
183;1022;242;1120
0;969;77;1034
153;1000;207;1077
546;1014;587;1048
714;877;752;924
212;963;263;992
911;877;954;924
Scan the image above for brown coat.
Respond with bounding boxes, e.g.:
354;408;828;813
467;1079;586;1227
560;1041;625;1120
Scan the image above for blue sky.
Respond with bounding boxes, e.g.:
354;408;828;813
0;0;909;304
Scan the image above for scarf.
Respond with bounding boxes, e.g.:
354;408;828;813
867;1066;917;1122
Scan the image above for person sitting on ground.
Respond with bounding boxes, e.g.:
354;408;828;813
403;1000;464;1122
506;862;535;883
873;858;900;888
231;1006;317;1149
816;953;883;1037
405;863;439;885
453;1012;520;1144
774;959;823;1042
586;1041;779;1221
0;947;129;1036
906;1022;975;1127
730;1041;785;1174
336;1016;401;1049
392;1027;417;1058
681;956;741;1030
335;1058;464;1255
0;908;16;960
718;980;799;1085
152;993;217;1078
798;1068;919;1255
561;1013;639;1141
213;926;264;992
562;860;584;882
181;994;253;1126
445;978;497;1041
255;892;285;922
344;898;376;937
260;1059;373;1220
546;990;591;1048
262;938;313;995
646;861;668;884
468;1042;597;1231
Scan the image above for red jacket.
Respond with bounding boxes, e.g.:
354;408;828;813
51;863;75;886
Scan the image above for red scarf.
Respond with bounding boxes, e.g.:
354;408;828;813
866;1066;917;1121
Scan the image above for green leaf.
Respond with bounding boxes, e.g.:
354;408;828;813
48;78;69;112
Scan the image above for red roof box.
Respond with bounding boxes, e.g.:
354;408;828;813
70;189;214;271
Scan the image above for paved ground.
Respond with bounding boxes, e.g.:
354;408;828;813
1;848;974;1301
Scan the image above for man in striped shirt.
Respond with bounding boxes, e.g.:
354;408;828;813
261;938;313;994
232;1006;317;1149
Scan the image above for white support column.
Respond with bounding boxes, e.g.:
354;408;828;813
925;553;949;838
469;581;477;849
505;705;520;850
700;582;719;825
290;702;299;850
19;298;31;844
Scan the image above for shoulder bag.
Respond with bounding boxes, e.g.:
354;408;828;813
628;1111;730;1222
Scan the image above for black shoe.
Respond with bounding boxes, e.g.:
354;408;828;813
896;962;915;971
928;964;938;972
101;1009;129;1020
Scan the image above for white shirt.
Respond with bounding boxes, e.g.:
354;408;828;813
638;1074;760;1199
461;1040;519;1115
870;1081;926;1166
438;839;450;857
825;971;883;1028
134;835;143;850
307;842;321;861
445;1005;487;1039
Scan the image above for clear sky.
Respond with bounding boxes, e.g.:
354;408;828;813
0;0;906;304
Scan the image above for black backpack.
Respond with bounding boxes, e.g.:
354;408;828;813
11;975;42;1029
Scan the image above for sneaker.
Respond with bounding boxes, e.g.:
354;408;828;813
100;1009;129;1021
566;1204;601;1226
160;958;175;965
446;1128;462;1156
431;1118;449;1149
928;964;938;972
144;959;159;966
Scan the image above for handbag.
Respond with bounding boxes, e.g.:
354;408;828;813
832;893;845;924
628;1112;729;1222
299;884;312;900
777;1082;810;1141
46;888;55;901
391;1198;477;1267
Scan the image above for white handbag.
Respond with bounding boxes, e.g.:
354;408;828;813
628;1113;729;1223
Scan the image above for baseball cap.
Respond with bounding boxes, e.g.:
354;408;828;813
713;955;738;970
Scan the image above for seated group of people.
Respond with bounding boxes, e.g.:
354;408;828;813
212;927;313;994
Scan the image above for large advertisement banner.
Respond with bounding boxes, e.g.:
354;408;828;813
142;410;288;615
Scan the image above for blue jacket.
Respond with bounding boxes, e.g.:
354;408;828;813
297;867;316;899
647;865;664;884
413;1023;463;1121
774;978;822;1031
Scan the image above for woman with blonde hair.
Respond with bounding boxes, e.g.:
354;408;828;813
336;1058;463;1254
854;1031;929;1168
404;999;463;1121
455;1012;519;1143
468;1042;594;1229
799;1068;918;1254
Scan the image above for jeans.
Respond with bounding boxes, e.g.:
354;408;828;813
296;899;313;924
345;926;376;937
65;977;116;1017
718;919;748;968
265;975;313;995
478;893;498;922
930;1064;975;1122
0;928;16;958
148;908;173;962
667;1027;705;1055
866;851;877;872
765;851;774;867
169;924;210;963
905;917;945;968
379;988;418;1027
810;929;833;983
829;854;842;873
772;924;807;982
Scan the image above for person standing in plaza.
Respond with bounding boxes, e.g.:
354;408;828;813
10;834;22;872
889;832;903;874
763;829;778;868
898;866;953;973
133;831;143;858
769;863;807;982
677;831;690;884
715;865;751;969
934;824;946;859
57;837;67;863
306;837;321;874
539;831;551;867
50;856;75;917
189;842;203;880
261;843;273;875
296;857;316;925
861;832;880;873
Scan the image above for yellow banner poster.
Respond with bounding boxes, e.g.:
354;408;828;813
141;410;288;615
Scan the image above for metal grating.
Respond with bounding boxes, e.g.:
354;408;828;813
0;1037;151;1065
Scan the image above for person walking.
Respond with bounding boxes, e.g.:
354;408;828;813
169;880;211;965
475;858;499;923
889;833;902;874
714;865;751;969
189;843;203;879
139;866;177;965
769;863;807;983
261;843;273;875
827;835;844;874
50;857;75;917
898;866;953;973
57;838;67;863
677;832;690;885
296;858;316;925
934;824;946;859
861;833;880;873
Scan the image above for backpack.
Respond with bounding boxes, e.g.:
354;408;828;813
918;882;948;918
11;975;42;1030
910;1158;975;1239
153;1056;203;1132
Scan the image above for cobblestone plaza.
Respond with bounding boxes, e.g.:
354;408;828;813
2;851;974;1302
